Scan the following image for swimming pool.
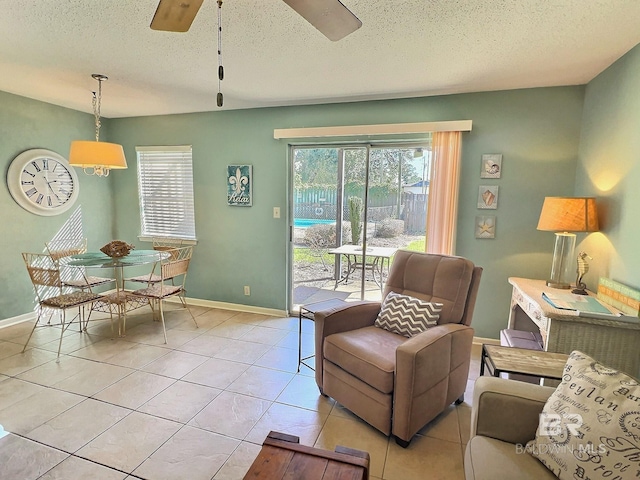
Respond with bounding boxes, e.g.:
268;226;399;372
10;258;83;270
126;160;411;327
294;218;335;228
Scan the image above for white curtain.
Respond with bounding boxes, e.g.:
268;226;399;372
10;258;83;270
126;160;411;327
426;131;462;255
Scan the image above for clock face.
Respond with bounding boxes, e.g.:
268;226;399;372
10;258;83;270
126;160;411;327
7;149;80;216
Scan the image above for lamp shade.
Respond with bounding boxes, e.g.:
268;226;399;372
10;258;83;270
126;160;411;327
537;197;599;232
69;141;127;169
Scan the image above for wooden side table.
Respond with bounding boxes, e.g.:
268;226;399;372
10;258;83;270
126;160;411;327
298;298;347;372
244;431;369;479
480;344;569;381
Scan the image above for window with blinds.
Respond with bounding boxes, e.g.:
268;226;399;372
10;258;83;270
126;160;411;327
136;146;196;241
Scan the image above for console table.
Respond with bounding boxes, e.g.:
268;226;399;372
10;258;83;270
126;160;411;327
508;277;640;378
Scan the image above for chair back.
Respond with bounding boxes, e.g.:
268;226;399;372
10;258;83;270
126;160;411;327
45;238;88;261
160;245;192;283
23;252;65;303
153;238;185;260
383;250;482;326
153;237;185;248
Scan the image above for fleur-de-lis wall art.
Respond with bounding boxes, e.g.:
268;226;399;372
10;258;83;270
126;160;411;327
227;165;252;206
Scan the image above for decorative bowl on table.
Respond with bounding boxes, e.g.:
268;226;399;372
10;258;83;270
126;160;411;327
100;240;135;258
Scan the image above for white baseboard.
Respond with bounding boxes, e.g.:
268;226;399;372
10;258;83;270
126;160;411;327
2;302;496;336
167;297;288;318
0;311;36;329
1;297;289;329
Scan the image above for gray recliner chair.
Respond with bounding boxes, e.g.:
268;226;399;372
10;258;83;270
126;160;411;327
314;250;482;446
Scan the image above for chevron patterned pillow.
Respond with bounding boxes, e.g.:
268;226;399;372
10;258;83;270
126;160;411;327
374;291;443;337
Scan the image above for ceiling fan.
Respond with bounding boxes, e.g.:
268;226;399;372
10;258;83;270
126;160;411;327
150;0;362;41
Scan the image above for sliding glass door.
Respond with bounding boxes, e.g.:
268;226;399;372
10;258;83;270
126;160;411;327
290;142;431;311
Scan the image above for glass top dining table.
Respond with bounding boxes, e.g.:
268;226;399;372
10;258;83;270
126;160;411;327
62;249;170;337
64;249;170;268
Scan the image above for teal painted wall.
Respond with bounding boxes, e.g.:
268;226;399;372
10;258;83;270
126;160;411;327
4;46;639;338
575;44;640;290
0;91;117;318
109;87;585;338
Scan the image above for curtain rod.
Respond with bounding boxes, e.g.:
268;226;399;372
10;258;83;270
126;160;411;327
273;120;472;139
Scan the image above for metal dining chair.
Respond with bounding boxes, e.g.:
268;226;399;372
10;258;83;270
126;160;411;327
21;252;107;361
129;245;198;343
126;237;184;286
45;238;115;291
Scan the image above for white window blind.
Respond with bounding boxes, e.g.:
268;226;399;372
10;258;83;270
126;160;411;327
136;146;196;240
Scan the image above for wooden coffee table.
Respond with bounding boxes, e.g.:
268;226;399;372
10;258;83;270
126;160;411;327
480;344;569;381
244;431;369;479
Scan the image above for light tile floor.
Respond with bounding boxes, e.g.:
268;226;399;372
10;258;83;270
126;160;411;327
0;303;483;480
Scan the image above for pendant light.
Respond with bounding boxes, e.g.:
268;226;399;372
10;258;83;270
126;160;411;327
69;74;127;177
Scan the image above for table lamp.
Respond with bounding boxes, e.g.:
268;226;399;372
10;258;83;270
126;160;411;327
537;197;599;289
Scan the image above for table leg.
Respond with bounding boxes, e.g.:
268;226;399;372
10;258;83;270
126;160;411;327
480;345;502;378
371;257;387;291
333;253;340;290
382;257;390;286
345;254;355;284
117;266;125;337
298;309;317;372
333;253;356;289
298;310;303;373
371;256;379;287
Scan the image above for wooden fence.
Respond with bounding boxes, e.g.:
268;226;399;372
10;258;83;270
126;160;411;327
294;187;427;235
295;186;401;220
402;193;427;234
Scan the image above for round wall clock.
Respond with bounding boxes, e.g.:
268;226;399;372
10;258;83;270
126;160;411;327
7;148;80;216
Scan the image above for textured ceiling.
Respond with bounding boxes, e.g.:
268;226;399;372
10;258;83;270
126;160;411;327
1;0;639;118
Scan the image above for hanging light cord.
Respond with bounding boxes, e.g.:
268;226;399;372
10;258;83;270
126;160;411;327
93;81;102;141
217;0;224;107
91;74;107;142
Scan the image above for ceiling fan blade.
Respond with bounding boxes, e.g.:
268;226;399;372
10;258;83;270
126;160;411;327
150;0;205;32
283;0;362;41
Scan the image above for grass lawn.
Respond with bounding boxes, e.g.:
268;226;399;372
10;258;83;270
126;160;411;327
405;238;426;252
